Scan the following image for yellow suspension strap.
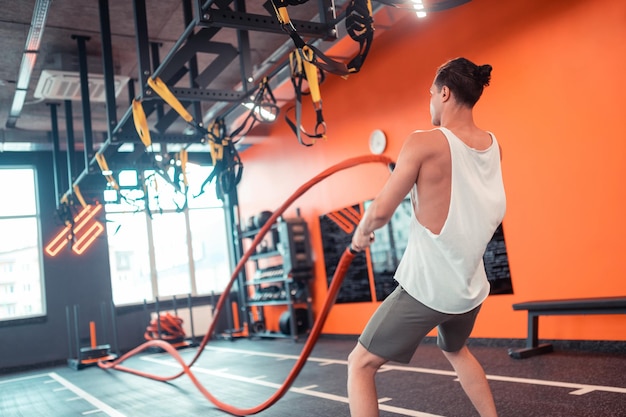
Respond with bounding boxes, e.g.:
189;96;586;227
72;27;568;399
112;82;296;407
285;47;327;146
270;0;374;76
208;118;227;167
95;153;120;191
132;99;152;149
176;149;189;188
343;0;375;74
72;185;88;209
147;77;194;125
215;136;243;201
197;118;243;201
132;76;209;149
270;0;308;50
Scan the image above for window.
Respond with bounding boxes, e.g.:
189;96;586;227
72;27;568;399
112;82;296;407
0;167;45;322
105;165;232;305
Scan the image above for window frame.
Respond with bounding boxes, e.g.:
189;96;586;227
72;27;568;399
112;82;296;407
0;165;47;324
105;166;232;306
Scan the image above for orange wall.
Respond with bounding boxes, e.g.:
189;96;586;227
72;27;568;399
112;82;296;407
236;0;626;341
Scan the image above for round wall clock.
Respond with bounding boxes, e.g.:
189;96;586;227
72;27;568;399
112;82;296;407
369;129;387;154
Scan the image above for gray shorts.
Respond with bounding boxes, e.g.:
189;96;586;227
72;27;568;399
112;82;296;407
358;285;482;363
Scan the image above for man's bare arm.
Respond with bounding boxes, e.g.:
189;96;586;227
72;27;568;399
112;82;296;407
352;131;436;251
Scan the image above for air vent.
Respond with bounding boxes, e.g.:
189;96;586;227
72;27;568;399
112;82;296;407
34;70;129;103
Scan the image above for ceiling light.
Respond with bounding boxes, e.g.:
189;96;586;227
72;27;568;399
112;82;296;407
9;90;28;117
412;0;427;18
6;0;52;128
26;0;52;51
242;102;277;123
16;53;37;90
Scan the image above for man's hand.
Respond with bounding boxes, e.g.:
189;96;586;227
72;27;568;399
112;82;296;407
351;229;375;252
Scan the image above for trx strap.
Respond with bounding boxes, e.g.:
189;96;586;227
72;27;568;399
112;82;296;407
176;149;189;188
147;77;194;124
344;0;375;73
135;75;249;201
271;0;374;145
285;48;326;146
270;0;375;76
229;77;279;143
95;153;120;190
72;185;87;208
132;99;152;148
197;118;243;201
207;118;227;167
134;76;207;146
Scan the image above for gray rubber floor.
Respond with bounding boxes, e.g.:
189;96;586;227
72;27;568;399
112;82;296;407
1;337;624;417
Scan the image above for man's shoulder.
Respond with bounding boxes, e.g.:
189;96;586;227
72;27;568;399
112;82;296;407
406;129;447;151
408;128;445;141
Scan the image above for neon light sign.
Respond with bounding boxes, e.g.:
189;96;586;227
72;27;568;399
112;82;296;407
45;204;104;256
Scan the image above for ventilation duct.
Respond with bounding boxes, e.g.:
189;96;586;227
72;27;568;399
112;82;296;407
33;69;129;103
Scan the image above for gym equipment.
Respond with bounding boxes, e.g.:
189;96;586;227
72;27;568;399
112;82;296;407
254;210;273;230
509;296;626;359
279;308;309;335
145;313;186;344
142;294;197;349
66;303;117;370
98;155;393;415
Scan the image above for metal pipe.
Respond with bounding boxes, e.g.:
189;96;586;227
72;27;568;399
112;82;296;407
48;103;62;209
72;34;94;172
150;42;165;120
132;0;152;94
187;294;196;344
64;100;76;193
110;300;120;356
73;304;81;361
183;0;202;122
99;0;119;137
66;305;74;359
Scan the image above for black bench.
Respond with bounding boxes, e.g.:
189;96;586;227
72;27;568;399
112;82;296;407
508;296;626;359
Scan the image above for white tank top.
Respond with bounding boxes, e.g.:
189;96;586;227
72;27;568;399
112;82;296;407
394;127;506;314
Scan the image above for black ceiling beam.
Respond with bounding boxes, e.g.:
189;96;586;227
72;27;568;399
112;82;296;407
72;34;94;173
199;9;335;39
48;103;63;209
235;0;253;93
150;42;165;121
157;27;220;81
99;0;119;138
156;87;246;102
62;0;338;198
183;0;203;122
113;133;206;144
192;40;238;88
133;0;151;96
145;26;239;133
64;100;77;193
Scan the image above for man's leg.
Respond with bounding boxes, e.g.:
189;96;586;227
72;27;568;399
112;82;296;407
441;346;498;417
347;342;388;417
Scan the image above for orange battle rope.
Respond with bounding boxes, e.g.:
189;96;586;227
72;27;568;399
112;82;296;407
98;154;394;415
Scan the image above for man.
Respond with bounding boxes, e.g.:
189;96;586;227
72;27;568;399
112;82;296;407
348;57;505;417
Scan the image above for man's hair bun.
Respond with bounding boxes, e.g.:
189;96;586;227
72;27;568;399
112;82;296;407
475;64;492;87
